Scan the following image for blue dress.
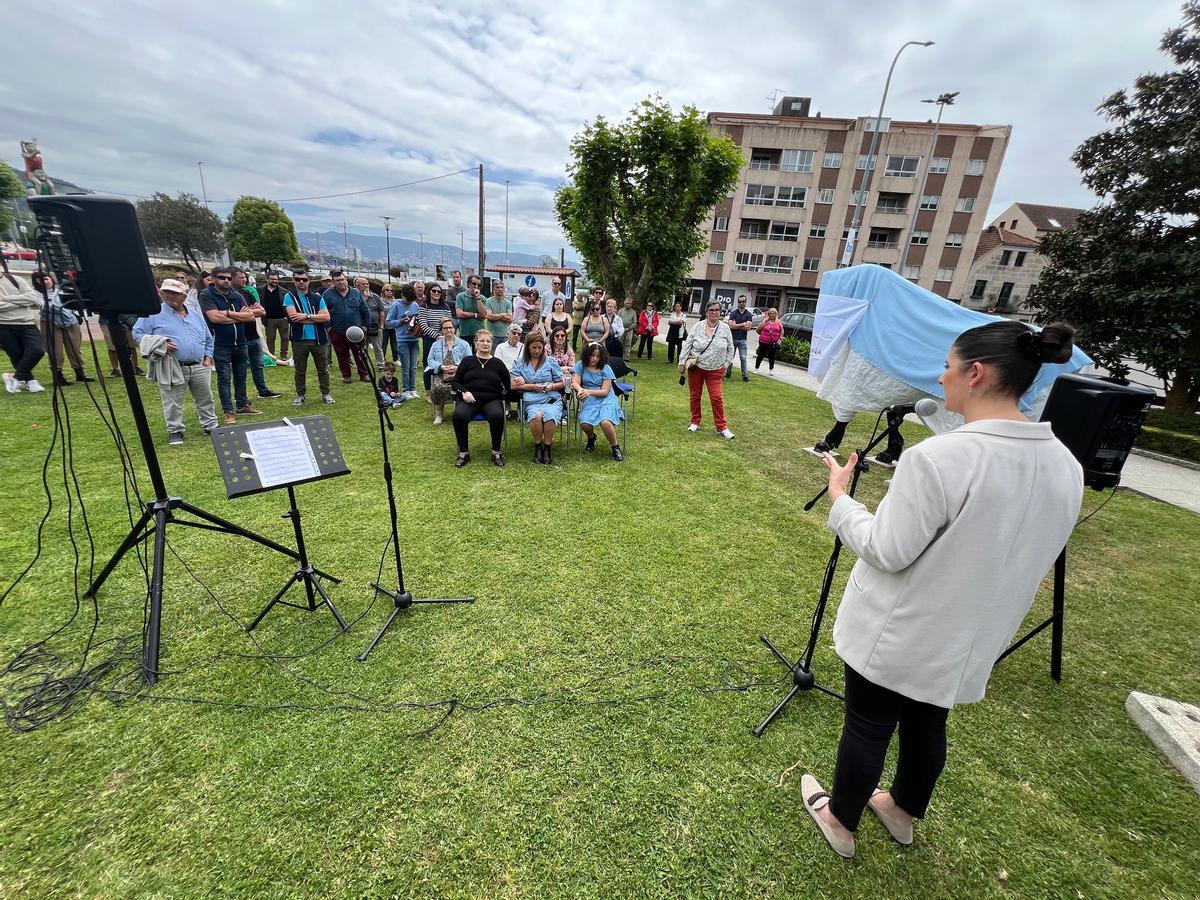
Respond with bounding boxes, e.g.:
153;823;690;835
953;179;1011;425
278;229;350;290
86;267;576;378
512;357;565;423
573;362;623;426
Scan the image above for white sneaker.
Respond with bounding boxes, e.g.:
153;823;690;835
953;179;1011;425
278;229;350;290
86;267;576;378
687;423;699;432
25;379;45;393
2;373;17;393
284;358;295;367
292;395;306;406
433;414;443;425
322;393;336;404
407;391;420;401
719;428;734;439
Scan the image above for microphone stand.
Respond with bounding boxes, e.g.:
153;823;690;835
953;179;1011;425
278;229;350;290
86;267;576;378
350;335;474;662
753;414;902;736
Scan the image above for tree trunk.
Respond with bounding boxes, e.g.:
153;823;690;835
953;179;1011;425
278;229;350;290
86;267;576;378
1164;328;1200;414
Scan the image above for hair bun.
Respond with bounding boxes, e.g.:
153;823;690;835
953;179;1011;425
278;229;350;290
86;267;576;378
1036;322;1075;364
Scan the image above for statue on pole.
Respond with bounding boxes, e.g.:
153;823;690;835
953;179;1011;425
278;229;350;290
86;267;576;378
21;139;54;196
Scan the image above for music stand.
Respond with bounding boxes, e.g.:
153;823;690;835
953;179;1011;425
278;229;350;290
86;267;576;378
211;416;349;633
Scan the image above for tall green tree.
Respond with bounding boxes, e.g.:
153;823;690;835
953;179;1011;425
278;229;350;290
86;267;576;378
1033;2;1200;413
136;192;224;272
226;196;299;271
555;98;743;304
0;165;26;237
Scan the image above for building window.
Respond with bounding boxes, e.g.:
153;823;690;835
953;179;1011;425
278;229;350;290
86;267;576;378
769;221;801;241
746;184;776;205
816;188;835;204
999;249;1012;266
842;228;853;240
849;190;867;207
867;229;896;248
749;151;778;171
822;151;842;168
971;279;987;299
856;154;877;171
909;230;930;246
884;155;920;177
936;267;955;282
775;186;806;207
739;220;768;240
1015;251;1027;267
903;264;920;279
944;232;964;247
919;194;940;210
781;149;814;173
929;157;950;174
998;282;1015;304
802;256;821;271
955;197;976;213
966;158;986;176
809;223;827;239
709;250;725;265
734;252;764;272
714;215;728;232
763;254;794;274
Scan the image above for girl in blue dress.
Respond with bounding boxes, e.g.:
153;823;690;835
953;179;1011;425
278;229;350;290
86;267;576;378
572;342;624;461
511;332;566;464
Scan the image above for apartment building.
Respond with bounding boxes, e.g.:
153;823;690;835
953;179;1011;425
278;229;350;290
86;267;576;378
685;97;1011;313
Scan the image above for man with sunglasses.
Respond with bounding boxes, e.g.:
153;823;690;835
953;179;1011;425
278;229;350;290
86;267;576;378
322;268;370;383
283;268;334;406
541;276;567;318
199;266;260;425
455;275;484;349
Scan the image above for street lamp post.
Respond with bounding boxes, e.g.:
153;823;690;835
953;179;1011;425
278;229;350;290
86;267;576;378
459;228;465;271
196;162;209;206
899;91;959;274
418;232;424;273
380;216;392;278
844;39;934;268
504;180;510;263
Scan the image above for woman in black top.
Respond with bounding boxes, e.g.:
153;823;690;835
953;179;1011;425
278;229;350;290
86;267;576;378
450;330;511;467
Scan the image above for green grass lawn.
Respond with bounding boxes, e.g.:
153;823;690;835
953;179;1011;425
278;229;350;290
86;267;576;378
1;354;1198;899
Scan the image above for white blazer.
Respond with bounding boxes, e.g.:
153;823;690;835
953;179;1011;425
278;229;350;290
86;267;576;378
828;419;1084;708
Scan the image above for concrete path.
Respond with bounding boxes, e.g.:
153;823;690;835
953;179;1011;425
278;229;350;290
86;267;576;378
654;327;1200;516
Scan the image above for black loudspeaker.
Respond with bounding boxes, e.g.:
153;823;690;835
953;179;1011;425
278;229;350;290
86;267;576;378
1039;373;1155;491
27;195;160;316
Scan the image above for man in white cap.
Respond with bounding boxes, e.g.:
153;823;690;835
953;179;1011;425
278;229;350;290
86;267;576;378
132;278;217;445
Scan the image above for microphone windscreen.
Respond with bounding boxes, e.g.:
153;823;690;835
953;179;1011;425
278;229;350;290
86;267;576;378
345;325;365;344
914;398;939;417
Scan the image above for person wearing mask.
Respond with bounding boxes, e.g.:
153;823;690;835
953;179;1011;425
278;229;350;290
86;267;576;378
511;331;565;464
418;282;454;394
755;307;783;376
677;299;736;439
572;341;624;461
665;301;688;365
802;321;1083;860
635;301;660;360
455;274;485;349
232;269;282;401
541;276;567;318
199;266;260;424
480;280;513;344
450;330;511;468
617;297;638;360
33;270;93;386
259;271;292;365
725;294;754;381
282;267;334;407
379;283;399;361
132;278;217;444
322;268;370;384
385;283;422;400
0;260;46;394
426;317;471;425
355;276;387;368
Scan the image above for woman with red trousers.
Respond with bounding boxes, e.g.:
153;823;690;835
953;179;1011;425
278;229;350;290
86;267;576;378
677;300;736;439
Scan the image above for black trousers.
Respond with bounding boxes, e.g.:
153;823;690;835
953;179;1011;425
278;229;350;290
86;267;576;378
830;665;949;831
383;328;398;361
0;324;45;381
636;333;654;358
571;323;581;353
451;398;505;453
755;342;777;371
421;335;435;390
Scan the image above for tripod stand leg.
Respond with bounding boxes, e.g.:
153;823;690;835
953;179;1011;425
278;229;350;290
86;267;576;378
1050;549;1066;682
86;505;155;598
248;571;301;632
313;576;349;631
754;683;801;737
760;634;799;673
144;508;169;685
357;605;402;662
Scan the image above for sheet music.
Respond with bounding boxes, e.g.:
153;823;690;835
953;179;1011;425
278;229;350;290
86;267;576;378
244;424;320;488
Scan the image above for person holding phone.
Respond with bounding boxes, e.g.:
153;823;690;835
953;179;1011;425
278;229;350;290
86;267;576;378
385;282;423;399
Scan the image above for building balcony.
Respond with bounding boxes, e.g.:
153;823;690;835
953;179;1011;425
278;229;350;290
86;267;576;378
865;239;899;249
872;206;909;223
860;244;901;265
875;174;917;193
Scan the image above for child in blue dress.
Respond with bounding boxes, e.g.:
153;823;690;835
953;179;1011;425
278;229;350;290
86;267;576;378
572;342;624;461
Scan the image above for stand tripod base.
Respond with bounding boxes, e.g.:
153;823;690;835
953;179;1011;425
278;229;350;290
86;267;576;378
248;566;347;633
357;585;474;662
753;634;844;737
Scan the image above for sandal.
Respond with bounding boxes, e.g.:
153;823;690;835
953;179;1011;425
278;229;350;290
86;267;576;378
867;789;913;845
801;774;855;859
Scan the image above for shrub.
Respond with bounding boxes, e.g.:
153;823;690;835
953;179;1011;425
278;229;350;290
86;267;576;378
1135;409;1200;462
777;337;810;368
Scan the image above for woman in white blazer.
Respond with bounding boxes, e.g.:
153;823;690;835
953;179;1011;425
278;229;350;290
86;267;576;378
802;320;1084;859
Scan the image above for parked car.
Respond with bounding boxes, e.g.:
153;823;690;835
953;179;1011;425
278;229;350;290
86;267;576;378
780;312;815;342
749;306;766;326
2;245;37;261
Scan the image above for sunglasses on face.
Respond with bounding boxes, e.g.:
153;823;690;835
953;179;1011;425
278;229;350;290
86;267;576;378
215;275;232;281
295;277;309;282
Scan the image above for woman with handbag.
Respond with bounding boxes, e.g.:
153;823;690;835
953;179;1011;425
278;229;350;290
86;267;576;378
755;307;783;376
665;301;688;364
677;299;736;439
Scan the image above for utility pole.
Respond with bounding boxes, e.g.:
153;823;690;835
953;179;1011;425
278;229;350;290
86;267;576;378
196;162;209;206
899;91;959;274
477;164;485;278
418;232;424;272
459;228;465;270
343;222;349;264
315;231;323;268
505;179;510;263
380;215;392;277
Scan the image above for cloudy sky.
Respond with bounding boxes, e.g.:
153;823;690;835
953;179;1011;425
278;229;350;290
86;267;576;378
1;0;1183;256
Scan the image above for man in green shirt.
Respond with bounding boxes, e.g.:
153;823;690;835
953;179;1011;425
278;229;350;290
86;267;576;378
617;296;638;359
455;274;484;347
480;280;513;341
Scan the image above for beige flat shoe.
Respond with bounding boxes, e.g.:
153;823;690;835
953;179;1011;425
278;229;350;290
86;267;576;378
868;789;914;845
801;774;855;859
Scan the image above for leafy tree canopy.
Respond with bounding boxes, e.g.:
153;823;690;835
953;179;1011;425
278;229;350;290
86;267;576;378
136;192;224;273
226;196;299;271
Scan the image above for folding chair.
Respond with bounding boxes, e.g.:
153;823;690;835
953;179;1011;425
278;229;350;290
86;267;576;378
518;394;569;452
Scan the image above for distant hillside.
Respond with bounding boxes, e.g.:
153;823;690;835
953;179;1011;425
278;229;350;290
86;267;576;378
297;230;580;272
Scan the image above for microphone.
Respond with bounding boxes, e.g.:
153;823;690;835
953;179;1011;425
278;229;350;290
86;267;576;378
913;398;938;418
345;325;365;344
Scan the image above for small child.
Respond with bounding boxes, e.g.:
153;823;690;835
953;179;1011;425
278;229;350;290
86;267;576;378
378;361;403;408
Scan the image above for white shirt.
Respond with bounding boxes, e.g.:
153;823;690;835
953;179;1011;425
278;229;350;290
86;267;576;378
828;419;1083;708
495;340;522;370
541;290;567;317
